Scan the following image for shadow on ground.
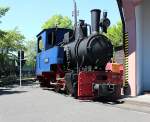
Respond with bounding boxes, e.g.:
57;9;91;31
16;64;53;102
0;78;37;88
0;78;37;96
42;88;125;105
0;88;27;96
78;98;125;105
7;79;36;88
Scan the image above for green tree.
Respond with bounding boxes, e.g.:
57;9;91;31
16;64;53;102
0;7;9;37
0;7;26;77
0;7;25;53
0;28;25;53
0;7;9;22
24;39;36;69
106;21;123;47
42;14;73;29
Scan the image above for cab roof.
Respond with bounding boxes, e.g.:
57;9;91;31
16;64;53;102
36;28;73;37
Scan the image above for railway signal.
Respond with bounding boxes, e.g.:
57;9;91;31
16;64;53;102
17;51;26;66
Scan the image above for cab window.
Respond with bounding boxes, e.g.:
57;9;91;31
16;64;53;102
48;31;56;46
38;36;44;53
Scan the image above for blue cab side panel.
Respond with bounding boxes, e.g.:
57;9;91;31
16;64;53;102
36;47;64;75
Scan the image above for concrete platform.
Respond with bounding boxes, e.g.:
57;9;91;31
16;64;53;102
113;94;150;114
124;94;150;105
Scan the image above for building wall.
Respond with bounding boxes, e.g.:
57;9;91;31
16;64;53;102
122;0;137;96
141;0;150;91
135;0;150;93
135;4;143;95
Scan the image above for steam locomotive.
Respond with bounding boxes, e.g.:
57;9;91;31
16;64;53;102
36;9;123;100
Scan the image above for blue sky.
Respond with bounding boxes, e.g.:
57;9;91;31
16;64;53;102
0;0;120;40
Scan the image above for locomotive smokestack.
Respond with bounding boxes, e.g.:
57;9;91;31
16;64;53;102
91;9;101;33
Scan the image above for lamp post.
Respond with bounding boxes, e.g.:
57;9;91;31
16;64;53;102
19;50;22;87
18;50;24;87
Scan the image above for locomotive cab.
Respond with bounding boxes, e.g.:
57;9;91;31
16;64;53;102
36;28;73;76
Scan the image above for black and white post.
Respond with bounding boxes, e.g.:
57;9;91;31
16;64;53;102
19;50;22;87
